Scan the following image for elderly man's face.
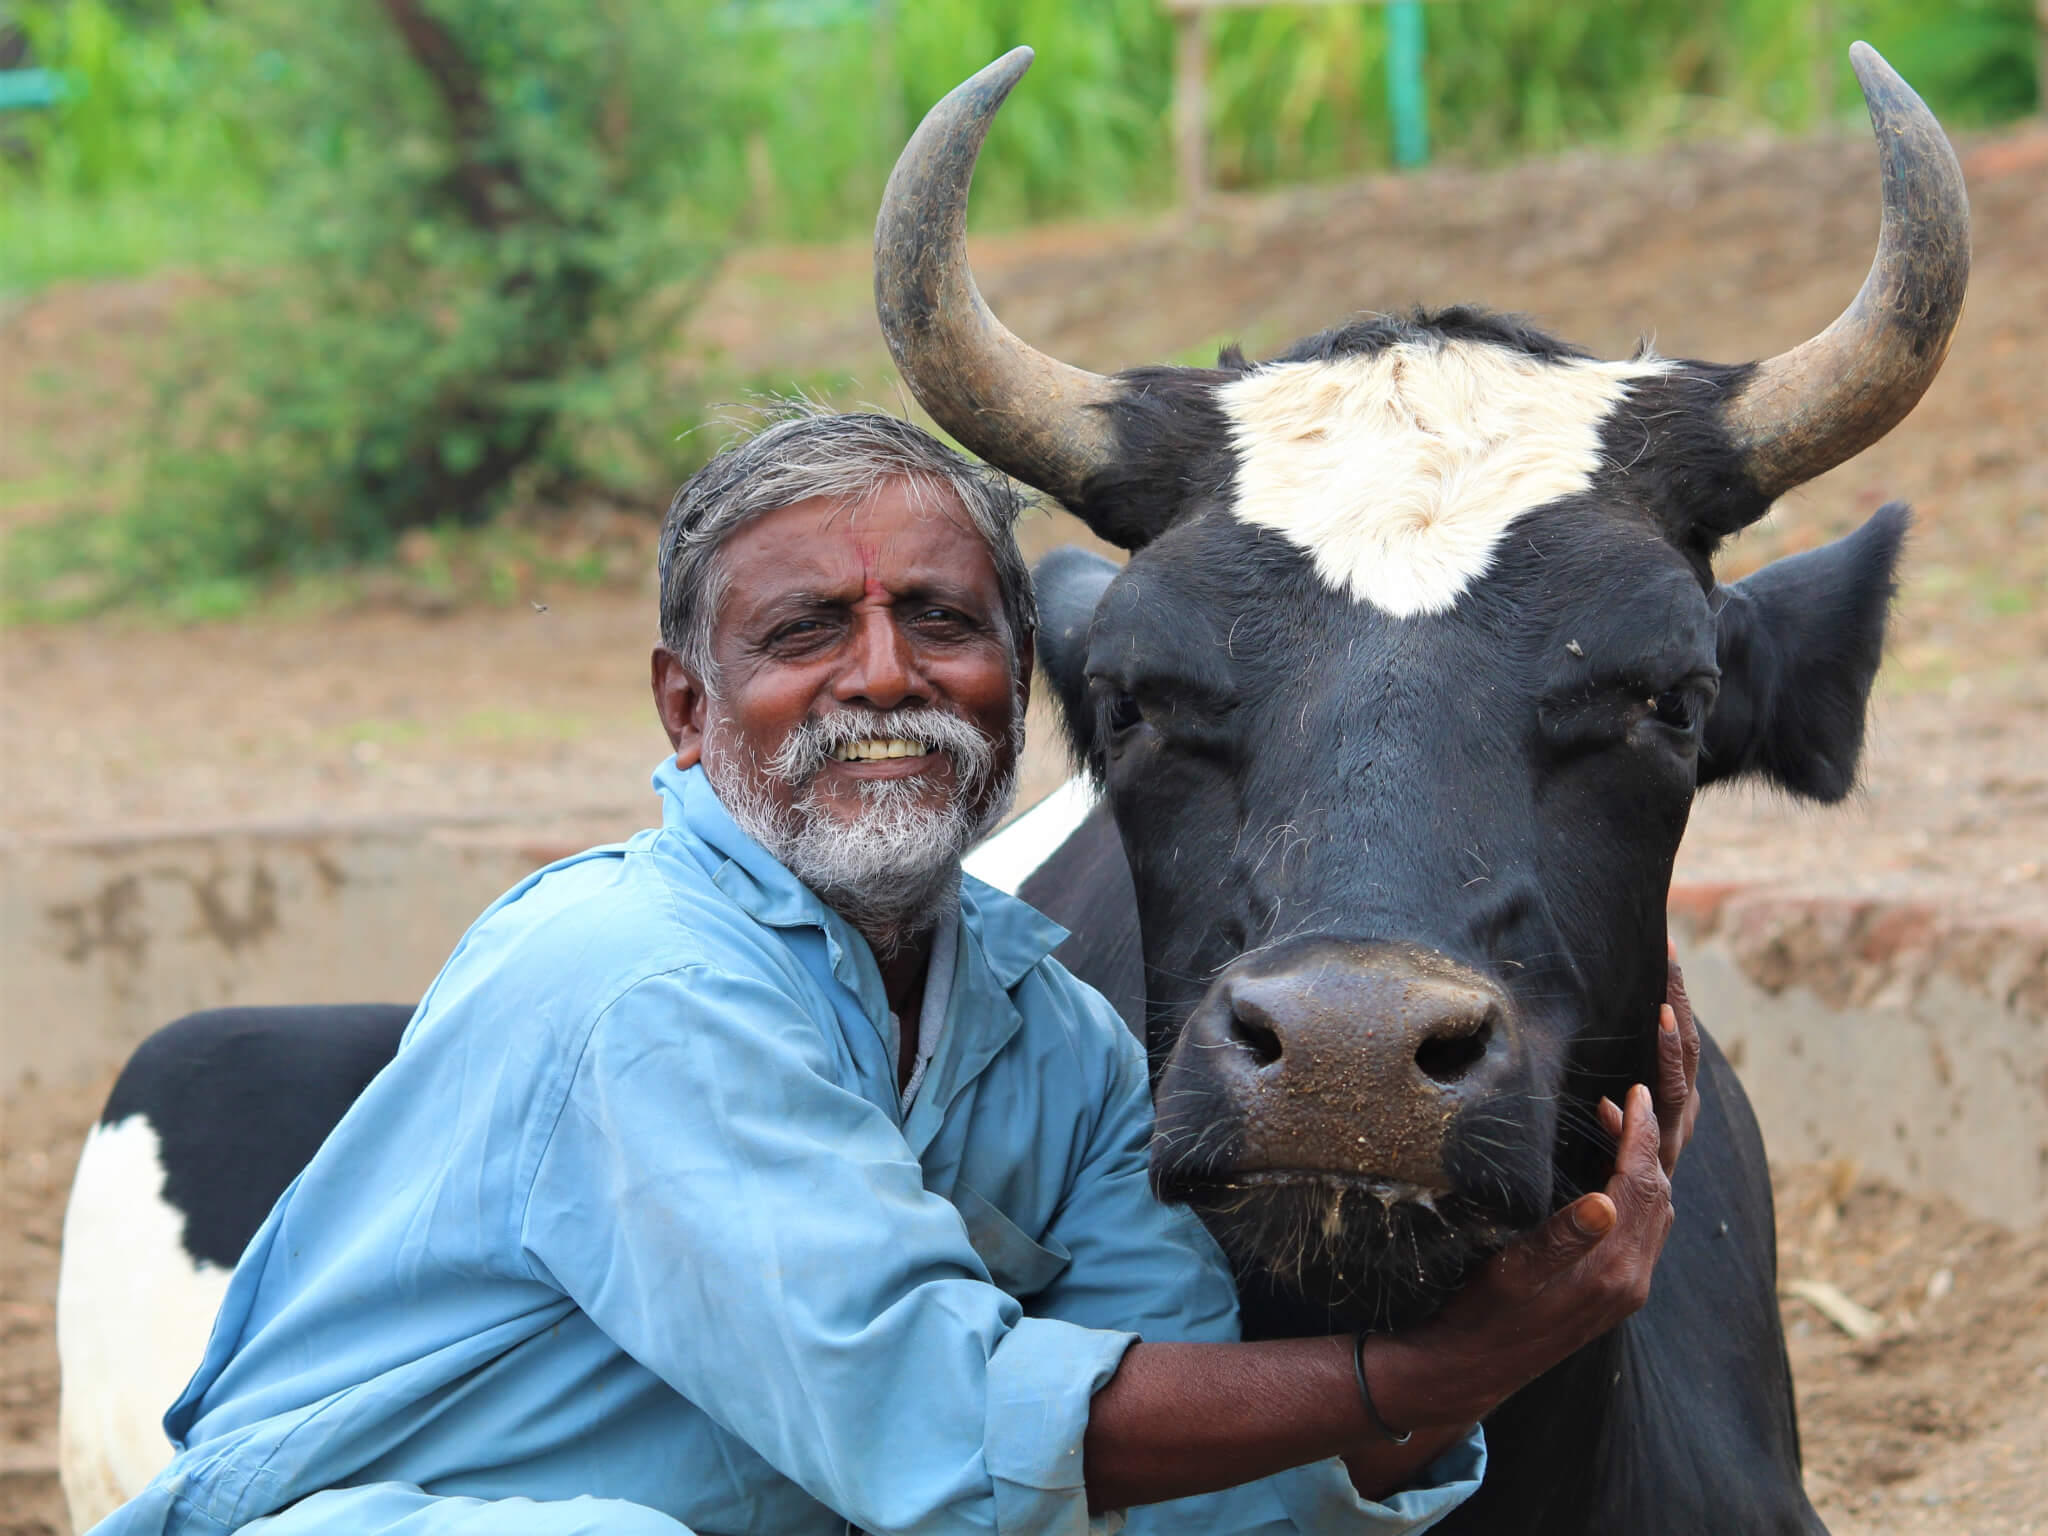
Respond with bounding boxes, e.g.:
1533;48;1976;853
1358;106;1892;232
654;476;1029;932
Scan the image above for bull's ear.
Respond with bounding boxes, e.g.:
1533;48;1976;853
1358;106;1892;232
1033;546;1119;766
1700;502;1909;801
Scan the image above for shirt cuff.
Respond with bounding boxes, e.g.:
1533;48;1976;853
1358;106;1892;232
1265;1425;1485;1534
983;1315;1140;1536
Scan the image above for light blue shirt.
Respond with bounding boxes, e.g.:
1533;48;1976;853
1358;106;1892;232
99;762;1482;1536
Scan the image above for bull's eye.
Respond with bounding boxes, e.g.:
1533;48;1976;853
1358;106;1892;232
1651;688;1701;731
1106;691;1144;736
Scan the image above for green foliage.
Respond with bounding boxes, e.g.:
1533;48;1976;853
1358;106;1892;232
724;0;1176;234
722;0;2042;224
1;0;2038;616
0;0;282;284
7;0;726;615
1856;0;2043;123
6;1;2037;282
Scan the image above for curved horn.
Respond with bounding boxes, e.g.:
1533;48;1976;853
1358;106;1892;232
875;48;1119;510
1725;42;1971;501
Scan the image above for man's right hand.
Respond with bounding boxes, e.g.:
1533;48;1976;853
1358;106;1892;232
1365;1080;1676;1434
1085;999;1692;1510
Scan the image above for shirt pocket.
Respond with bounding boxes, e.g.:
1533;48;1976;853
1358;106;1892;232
950;1181;1072;1302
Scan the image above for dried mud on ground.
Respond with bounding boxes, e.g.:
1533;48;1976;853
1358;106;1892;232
1778;1165;2048;1535
5;122;2047;1532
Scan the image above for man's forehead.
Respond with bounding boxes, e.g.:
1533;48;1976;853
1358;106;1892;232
723;480;995;592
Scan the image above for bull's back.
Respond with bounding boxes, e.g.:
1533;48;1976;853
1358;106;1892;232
56;1004;409;1527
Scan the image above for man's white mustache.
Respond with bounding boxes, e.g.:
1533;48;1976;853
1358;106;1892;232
766;707;997;787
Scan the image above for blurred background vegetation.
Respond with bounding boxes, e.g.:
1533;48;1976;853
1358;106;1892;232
0;0;2040;617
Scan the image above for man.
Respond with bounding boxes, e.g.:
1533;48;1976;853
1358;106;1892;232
97;412;1694;1535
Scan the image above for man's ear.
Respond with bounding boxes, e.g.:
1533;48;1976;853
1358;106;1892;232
1700;502;1910;802
1032;546;1119;772
651;647;712;767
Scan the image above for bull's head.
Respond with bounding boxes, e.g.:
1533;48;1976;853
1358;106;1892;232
875;47;1968;1326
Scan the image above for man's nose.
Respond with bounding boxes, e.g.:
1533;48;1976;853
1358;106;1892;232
834;611;926;710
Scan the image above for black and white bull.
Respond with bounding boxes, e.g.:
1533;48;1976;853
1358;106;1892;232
57;41;1966;1536
55;1005;413;1522
868;40;1965;1533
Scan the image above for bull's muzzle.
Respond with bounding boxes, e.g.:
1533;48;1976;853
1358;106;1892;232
1156;937;1521;1194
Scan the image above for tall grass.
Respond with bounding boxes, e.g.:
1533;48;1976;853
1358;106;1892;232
0;1;286;285
3;0;2037;290
638;0;2045;236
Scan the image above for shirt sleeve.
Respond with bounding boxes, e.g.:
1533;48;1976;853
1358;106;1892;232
519;964;1134;1536
1027;985;1488;1536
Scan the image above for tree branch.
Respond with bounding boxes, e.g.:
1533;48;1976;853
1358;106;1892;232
378;0;533;230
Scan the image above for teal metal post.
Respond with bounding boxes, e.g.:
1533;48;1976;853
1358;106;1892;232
1385;1;1428;168
0;69;69;112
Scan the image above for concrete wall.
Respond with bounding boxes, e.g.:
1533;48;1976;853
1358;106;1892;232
1;813;638;1112
5;820;2044;1225
1670;884;2048;1229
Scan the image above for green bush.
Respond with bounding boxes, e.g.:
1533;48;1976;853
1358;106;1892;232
7;0;727;613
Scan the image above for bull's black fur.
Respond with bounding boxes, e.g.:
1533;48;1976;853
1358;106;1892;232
1018;307;1910;1533
1703;501;1910;799
1025;812;1812;1532
1031;545;1120;777
100;1004;412;1269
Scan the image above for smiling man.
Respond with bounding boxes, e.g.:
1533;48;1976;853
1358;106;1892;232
95;412;1696;1536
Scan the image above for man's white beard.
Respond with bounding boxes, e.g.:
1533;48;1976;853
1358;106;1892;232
706;701;1021;956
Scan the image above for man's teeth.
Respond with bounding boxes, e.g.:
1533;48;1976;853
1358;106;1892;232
831;738;932;762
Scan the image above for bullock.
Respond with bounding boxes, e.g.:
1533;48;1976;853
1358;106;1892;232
870;40;1963;1534
56;41;1966;1536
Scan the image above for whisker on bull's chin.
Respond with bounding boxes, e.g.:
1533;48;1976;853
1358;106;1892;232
1185;1169;1502;1325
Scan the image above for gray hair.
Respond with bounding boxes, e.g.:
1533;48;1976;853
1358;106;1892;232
658;409;1036;687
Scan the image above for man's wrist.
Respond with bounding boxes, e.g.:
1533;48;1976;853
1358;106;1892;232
1353;1327;1509;1439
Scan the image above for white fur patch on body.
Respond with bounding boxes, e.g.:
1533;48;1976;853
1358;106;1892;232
57;1115;233;1531
962;775;1099;896
1218;340;1672;616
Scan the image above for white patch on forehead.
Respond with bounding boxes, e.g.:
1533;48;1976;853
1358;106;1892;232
1217;340;1673;616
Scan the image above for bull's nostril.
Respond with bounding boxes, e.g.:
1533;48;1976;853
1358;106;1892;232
1231;1010;1285;1068
1415;1016;1494;1085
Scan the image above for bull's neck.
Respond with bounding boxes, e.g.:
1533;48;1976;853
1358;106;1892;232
1462;1321;1635;1529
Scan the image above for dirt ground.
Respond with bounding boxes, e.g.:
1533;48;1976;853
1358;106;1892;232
4;117;2046;1532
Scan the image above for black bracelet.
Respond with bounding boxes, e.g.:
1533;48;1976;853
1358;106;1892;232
1353;1331;1413;1445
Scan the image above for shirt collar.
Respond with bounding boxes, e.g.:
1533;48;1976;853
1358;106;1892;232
652;758;1069;989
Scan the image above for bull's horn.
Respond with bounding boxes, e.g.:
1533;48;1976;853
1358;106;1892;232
875;48;1119;511
1724;43;1970;502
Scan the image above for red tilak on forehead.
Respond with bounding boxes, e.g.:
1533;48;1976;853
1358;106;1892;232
856;539;889;603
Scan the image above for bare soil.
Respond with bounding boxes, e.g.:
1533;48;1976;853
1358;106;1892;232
1778;1164;2048;1535
4;120;2046;1533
